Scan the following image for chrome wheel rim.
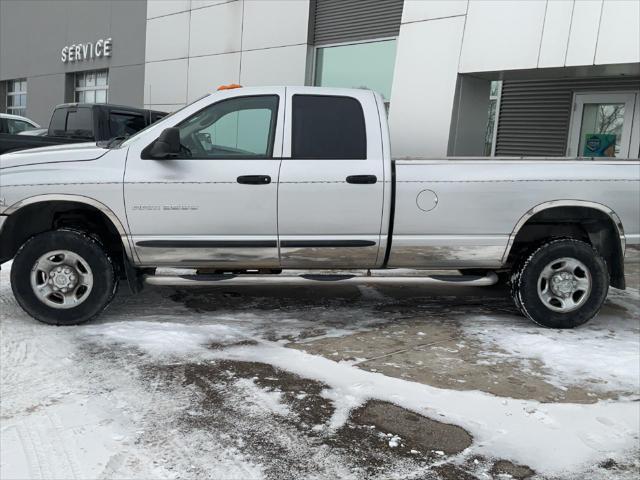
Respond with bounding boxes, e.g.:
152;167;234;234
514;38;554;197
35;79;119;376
537;257;592;313
30;250;93;309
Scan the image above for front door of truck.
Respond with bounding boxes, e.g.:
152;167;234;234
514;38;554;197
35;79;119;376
124;90;284;267
277;88;386;268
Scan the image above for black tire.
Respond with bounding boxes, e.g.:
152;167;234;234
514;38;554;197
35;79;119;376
10;229;117;325
510;238;609;328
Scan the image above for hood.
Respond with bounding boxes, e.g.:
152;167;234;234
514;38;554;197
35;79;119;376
0;142;108;169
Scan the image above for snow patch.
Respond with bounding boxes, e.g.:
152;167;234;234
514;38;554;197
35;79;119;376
464;291;640;393
86;320;640;475
234;378;291;417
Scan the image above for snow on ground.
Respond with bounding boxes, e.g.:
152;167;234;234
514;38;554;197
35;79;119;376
1;263;639;479
85;319;639;476
464;291;640;394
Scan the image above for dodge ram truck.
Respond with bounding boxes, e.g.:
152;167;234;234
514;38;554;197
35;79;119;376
1;86;638;328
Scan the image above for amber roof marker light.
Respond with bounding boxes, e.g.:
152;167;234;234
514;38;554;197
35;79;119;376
217;84;243;91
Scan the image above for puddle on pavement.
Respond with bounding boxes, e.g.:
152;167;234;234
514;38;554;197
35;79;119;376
345;400;472;456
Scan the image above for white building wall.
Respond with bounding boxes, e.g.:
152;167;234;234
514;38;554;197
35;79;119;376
459;0;547;73
389;0;640;158
596;0;640;65
388;13;467;158
538;0;574;68
144;0;311;111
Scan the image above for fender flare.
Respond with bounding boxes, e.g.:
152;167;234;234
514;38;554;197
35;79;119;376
4;193;137;263
501;199;625;264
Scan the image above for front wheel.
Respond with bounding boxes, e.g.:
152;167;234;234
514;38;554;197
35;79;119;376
10;229;117;325
510;239;609;328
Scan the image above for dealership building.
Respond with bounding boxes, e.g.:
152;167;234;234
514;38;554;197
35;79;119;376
1;0;638;158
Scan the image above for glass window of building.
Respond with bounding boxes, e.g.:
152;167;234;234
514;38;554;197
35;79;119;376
75;69;108;103
314;39;397;106
6;79;27;116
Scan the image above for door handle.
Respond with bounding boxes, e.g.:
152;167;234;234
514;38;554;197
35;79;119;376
237;175;271;185
346;175;377;184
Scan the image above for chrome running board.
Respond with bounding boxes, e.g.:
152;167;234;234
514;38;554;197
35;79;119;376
144;271;499;287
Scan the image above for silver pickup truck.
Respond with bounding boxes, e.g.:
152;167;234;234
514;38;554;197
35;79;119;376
1;86;638;328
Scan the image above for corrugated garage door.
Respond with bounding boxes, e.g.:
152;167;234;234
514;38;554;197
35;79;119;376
313;0;404;46
495;77;640;157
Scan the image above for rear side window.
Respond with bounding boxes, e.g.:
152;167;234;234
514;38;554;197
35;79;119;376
66;108;92;136
49;109;67;135
109;111;146;138
292;95;366;159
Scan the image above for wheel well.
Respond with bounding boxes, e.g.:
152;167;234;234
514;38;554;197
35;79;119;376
1;201;127;278
506;206;625;289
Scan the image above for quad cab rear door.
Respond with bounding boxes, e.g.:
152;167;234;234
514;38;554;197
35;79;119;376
277;87;386;268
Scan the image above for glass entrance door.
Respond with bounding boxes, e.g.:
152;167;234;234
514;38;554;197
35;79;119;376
568;92;639;158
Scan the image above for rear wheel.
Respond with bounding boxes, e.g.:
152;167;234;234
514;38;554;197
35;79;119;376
10;229;117;325
510;238;608;328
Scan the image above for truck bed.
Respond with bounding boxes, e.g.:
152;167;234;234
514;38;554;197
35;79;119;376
388;158;640;269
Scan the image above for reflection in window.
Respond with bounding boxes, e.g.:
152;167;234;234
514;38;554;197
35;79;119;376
6;119;34;133
177;95;278;158
6;78;27;117
484;80;501;156
314;39;397;105
75;69;108;103
578;103;624;157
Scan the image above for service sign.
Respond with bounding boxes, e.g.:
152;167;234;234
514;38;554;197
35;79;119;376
61;38;112;63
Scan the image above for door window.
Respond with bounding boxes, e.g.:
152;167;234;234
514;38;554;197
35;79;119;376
292;95;366;159
109;111;146;138
176;95;279;159
568;92;639;158
6;118;35;134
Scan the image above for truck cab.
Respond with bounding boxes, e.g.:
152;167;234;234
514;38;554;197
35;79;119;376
123;86;389;270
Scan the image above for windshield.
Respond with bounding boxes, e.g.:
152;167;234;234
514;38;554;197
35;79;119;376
119;94;210;148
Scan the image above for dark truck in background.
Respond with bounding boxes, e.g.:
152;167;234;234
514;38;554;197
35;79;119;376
0;103;166;154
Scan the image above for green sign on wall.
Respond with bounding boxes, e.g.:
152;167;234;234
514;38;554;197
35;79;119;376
583;133;616;157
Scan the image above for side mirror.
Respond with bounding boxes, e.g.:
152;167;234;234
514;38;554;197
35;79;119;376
148;127;181;159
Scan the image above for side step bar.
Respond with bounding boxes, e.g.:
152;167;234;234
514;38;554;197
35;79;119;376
144;272;499;287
